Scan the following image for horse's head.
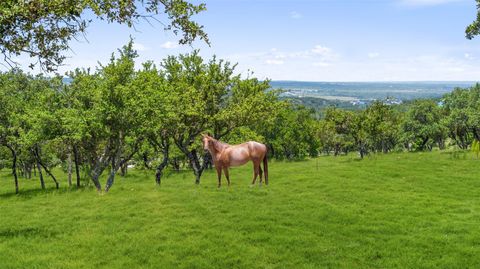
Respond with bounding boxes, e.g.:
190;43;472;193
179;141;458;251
201;134;214;152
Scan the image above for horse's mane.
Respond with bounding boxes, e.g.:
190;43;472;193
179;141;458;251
212;139;230;152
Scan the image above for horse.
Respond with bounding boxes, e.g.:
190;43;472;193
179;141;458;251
201;134;268;187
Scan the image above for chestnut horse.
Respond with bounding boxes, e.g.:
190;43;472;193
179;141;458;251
202;134;268;187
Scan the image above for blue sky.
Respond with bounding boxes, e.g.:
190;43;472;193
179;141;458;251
10;0;480;81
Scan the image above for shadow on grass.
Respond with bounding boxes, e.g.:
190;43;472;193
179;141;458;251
439;150;469;160
0;227;59;238
0;185;93;199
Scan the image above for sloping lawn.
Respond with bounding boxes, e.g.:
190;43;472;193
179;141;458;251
1;151;480;268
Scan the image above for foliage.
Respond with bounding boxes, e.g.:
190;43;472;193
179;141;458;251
466;0;480;39
3;41;480;193
401;99;446;151
257;104;319;160
0;0;208;72
472;139;480;158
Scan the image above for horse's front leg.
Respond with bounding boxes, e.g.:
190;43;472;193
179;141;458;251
223;167;231;186
216;166;222;188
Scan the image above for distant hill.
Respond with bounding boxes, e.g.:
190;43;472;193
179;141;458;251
271;80;476;101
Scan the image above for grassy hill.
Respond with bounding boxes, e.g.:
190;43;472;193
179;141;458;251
1;151;480;268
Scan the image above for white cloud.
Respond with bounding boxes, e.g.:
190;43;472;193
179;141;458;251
290;11;303;19
223;45;480;81
265;59;284;65
243;50;480;81
398;0;462;6
465;53;474;60
448;67;465;72
132;43;148;51
160;41;179;49
230;45;339;70
310;45;338;63
311;45;332;55
312;62;331;67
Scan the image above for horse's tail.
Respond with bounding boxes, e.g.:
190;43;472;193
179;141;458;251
263;152;269;185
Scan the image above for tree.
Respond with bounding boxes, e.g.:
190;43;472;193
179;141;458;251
466;1;480;39
161;52;236;184
160;51;281;183
402;100;446;151
0;0;208;72
20;74;63;189
128;62;171;185
0;70;56;193
259;104;318;160
442;84;480;149
317;120;336;155
65;40;142;192
322;107;355;156
363;101;400;153
0;70;26;193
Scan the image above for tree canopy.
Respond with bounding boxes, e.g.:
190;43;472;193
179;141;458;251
0;0;208;72
466;0;480;39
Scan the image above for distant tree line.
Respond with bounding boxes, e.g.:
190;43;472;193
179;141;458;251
1;41;480;194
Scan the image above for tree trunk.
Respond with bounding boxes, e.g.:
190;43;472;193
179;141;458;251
67;152;72;187
37;160;45;190
202;152;213;170
155;149;169;185
90;163;104;192
104;168;117;192
104;161;127;192
34;147;59;189
186;149;203;184
27;164;32;179
37;159;59;189
142;152;151;169
73;145;81;187
104;141;140;192
170;157;180;171
420;137;429;151
7;145;19;194
120;162;128;176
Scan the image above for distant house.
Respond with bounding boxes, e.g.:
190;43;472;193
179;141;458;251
350;100;366;106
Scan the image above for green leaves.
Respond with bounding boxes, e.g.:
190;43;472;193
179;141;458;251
466;1;480;39
401;99;446;151
472;139;480;158
0;0;208;72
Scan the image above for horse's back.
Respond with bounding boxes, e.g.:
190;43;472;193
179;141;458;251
219;141;267;167
246;141;267;158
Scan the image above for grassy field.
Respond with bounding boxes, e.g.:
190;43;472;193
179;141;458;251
1;151;480;268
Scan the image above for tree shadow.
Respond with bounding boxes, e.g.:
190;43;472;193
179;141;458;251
0;227;59;238
0;185;92;199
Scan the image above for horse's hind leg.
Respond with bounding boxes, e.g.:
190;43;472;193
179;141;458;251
251;161;260;185
223;167;231;186
259;166;263;184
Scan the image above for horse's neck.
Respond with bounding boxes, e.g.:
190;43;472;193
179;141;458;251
209;140;229;160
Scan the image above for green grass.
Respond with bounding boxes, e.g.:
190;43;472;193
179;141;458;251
1;151;480;268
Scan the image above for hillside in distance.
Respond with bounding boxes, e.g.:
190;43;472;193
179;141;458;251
271;80;476;100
